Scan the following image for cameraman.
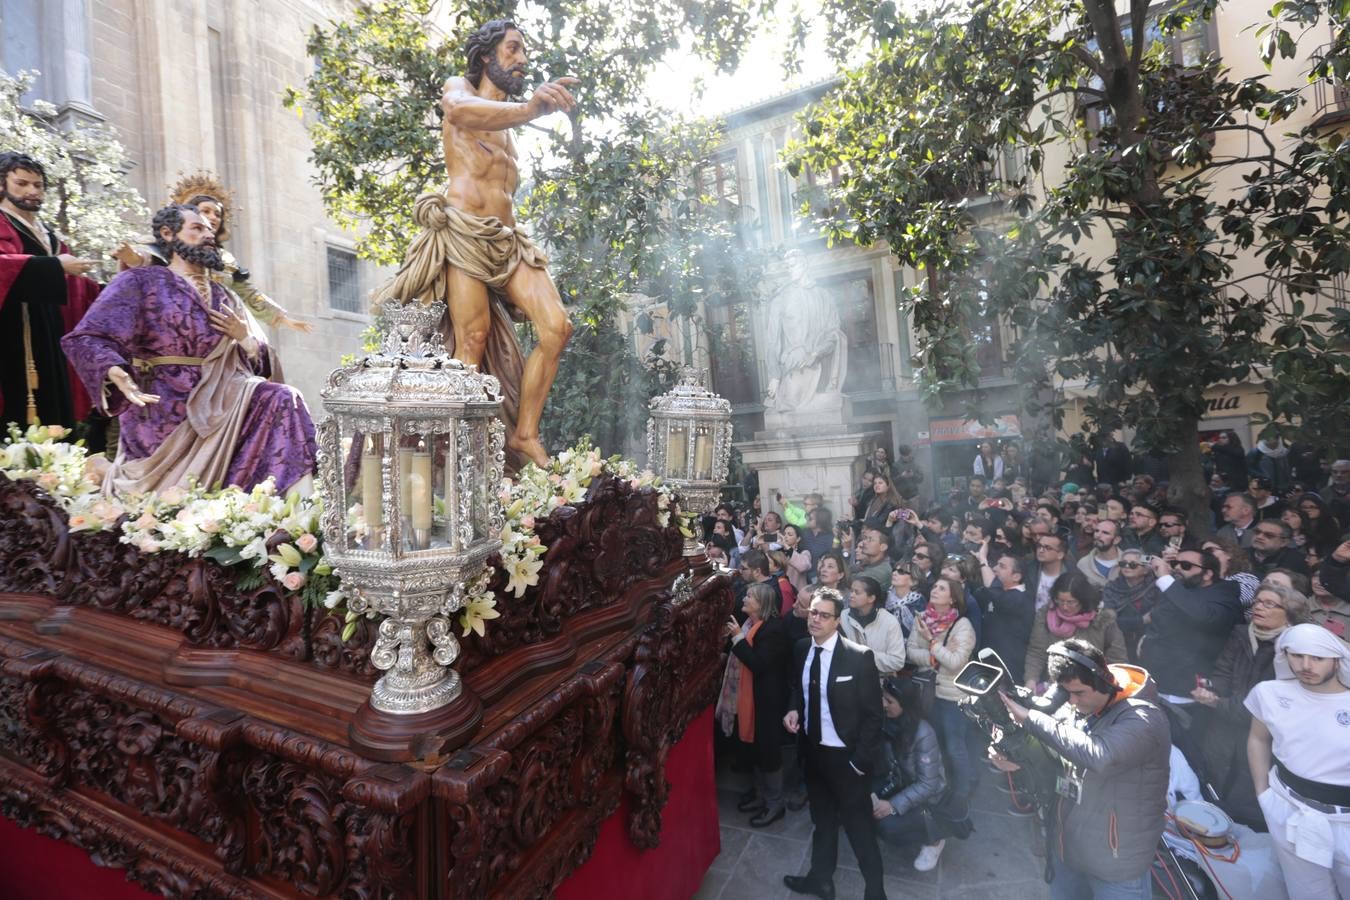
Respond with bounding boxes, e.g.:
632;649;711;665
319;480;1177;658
992;638;1170;900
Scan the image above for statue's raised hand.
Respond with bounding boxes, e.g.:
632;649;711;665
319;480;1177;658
524;77;580;119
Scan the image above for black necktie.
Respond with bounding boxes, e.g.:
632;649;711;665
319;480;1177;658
807;645;822;742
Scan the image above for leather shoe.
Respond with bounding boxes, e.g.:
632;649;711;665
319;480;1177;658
737;795;766;813
749;805;785;827
783;874;834;900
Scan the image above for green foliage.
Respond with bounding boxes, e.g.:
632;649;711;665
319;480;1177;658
0;69;147;276
789;0;1350;518
286;0;767;457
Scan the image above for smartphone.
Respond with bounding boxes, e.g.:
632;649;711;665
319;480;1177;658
1195;675;1213;692
1168;536;1183;550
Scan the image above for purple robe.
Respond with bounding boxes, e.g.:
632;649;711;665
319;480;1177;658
61;266;316;492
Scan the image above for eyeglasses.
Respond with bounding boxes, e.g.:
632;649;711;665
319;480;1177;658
893;566;912;576
1120;561;1146;569
1252;597;1284;610
807;610;837;620
1173;561;1203;572
1036;542;1059;551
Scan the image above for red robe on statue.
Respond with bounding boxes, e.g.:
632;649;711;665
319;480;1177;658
0;212;100;427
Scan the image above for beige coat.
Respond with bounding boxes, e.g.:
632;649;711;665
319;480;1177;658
906;616;975;702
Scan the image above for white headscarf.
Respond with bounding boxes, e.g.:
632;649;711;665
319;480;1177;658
1274;623;1350;688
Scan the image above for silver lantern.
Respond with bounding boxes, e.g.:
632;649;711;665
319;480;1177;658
316;300;505;723
646;367;733;554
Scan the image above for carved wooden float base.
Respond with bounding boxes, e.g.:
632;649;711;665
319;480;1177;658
0;472;732;898
348;692;485;763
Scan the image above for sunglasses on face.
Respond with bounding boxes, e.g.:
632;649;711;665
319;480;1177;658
1120;561;1146;569
1173;561;1203;572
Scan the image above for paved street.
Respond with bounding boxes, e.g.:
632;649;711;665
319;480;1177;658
696;757;1052;900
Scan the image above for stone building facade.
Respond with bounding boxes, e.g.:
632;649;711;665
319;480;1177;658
1;0;384;404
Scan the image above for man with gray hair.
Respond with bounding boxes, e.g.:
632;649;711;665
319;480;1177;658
1328;460;1350;530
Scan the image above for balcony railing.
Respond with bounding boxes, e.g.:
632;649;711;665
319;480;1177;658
1311;44;1350;128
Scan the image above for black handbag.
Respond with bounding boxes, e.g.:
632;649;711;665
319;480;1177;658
907;618;958;716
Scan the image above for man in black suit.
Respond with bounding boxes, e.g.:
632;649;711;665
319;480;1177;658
782;588;887;900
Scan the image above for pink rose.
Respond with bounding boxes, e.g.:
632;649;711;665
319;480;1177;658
45;425;67;440
199;519;220;534
590;460;603;477
67;514;89;530
519;515;536;531
281;571;307;591
296;533;319;554
36;472;59;489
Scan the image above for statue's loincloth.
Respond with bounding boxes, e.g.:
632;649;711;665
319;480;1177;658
374;192;553;464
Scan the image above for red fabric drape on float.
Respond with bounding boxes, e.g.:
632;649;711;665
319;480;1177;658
0;708;720;900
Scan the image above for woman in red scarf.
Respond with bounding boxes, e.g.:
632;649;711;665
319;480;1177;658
1023;571;1128;691
715;582;794;826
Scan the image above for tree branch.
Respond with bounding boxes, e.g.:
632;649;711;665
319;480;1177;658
1129;0;1148;67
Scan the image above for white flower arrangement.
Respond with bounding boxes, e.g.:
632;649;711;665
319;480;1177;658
1;427;680;643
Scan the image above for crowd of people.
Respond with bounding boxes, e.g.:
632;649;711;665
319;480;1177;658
711;439;1350;900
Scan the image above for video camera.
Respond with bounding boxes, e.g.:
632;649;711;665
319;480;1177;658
954;649;1066;810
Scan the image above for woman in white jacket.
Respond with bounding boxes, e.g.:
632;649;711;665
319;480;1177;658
841;575;906;675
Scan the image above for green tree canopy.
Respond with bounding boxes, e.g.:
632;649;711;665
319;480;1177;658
787;0;1350;521
285;0;768;455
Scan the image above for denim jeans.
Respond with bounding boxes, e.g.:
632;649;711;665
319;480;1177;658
1049;862;1151;900
930;698;977;817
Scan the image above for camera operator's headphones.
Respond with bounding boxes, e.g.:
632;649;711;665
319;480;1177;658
1047;644;1119;697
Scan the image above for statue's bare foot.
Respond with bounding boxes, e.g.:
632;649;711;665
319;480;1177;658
508;434;550;468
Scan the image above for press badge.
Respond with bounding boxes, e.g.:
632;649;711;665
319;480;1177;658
1055;774;1083;804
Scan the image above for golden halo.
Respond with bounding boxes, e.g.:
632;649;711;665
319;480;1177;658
167;170;233;241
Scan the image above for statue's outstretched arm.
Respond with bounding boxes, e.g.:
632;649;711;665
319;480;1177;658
441;76;579;132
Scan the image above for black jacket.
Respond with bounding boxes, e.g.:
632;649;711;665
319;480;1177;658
1139;578;1243;696
1202;624;1278;829
730;616;795;763
977;583;1036;683
789;634;883;775
1095;442;1133;487
1249;544;1309;577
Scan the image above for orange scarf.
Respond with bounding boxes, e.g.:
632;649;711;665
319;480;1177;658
737;619;765;743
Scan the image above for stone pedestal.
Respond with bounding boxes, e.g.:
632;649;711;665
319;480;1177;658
737;426;878;521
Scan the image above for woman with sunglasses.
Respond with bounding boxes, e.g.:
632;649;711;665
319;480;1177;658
1189;582;1311;830
1102;549;1160;663
887;562;926;638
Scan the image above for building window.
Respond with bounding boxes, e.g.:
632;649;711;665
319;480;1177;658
1082;6;1217;132
327;245;363;314
696;149;741;219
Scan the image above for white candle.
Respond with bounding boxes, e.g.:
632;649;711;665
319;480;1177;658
360;436;383;541
668;427;688;479
694;432;713;479
410;444;433;532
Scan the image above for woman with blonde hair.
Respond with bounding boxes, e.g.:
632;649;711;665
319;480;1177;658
716;582;793;827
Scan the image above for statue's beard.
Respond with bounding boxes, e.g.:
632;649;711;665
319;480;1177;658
4;190;41;212
171;238;224;271
485;57;526;97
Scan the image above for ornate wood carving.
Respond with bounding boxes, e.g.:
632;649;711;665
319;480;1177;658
0;470;730;899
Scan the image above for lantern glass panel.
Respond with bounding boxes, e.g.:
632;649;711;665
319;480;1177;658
348;426;387;553
668;425;690;479
396;430;445;552
468;423;491;545
693;428;713;481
